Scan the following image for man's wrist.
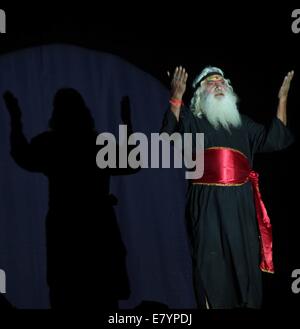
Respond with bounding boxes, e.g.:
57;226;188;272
171;93;183;100
279;97;287;104
169;97;184;107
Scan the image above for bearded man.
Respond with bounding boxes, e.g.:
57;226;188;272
161;66;294;309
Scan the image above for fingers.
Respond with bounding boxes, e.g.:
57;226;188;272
183;69;188;83
281;71;293;92
280;71;294;89
288;70;294;79
278;71;294;99
283;71;294;84
173;66;188;83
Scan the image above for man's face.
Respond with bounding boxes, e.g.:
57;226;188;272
202;75;227;98
196;73;241;130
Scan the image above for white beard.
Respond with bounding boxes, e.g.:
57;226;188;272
200;90;241;131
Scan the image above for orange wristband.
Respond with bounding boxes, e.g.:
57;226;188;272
169;98;184;107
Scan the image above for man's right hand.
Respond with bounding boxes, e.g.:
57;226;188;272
3;91;22;119
171;66;188;99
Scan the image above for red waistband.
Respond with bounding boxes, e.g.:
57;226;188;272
192;147;274;273
192;147;251;186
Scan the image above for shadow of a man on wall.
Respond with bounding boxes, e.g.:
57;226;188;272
3;89;137;309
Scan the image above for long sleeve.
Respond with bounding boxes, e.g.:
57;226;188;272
160;106;193;135
160;108;179;134
245;115;294;153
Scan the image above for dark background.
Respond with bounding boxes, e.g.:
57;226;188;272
0;2;300;312
2;4;300;128
1;3;300;115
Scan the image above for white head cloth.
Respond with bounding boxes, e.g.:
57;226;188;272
192;66;224;89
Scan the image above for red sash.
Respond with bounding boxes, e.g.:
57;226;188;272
192;147;274;273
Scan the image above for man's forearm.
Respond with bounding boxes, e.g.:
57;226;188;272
170;104;181;122
277;98;287;126
170;94;183;122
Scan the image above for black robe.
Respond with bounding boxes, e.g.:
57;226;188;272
161;107;294;309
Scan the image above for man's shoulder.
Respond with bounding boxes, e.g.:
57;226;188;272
239;113;258;127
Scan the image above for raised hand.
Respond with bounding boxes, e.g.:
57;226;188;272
276;71;294;125
170;66;188;99
278;71;294;101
